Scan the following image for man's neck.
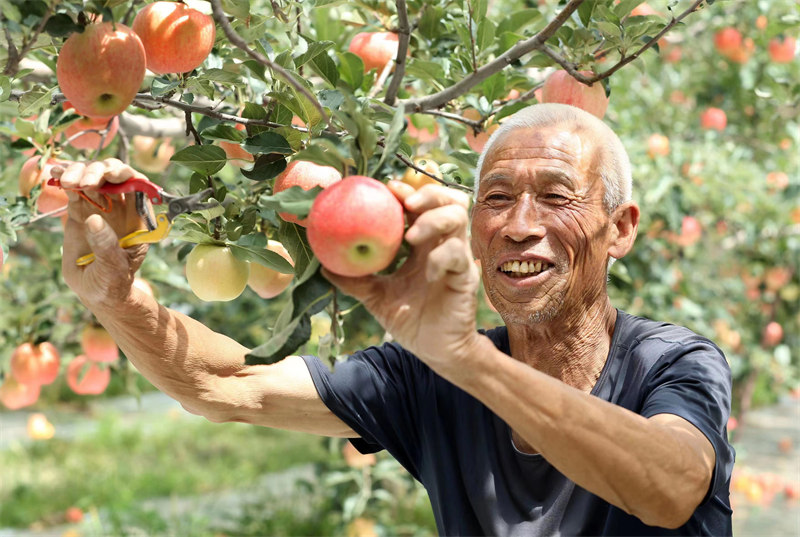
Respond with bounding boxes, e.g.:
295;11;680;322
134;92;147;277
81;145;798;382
505;298;617;393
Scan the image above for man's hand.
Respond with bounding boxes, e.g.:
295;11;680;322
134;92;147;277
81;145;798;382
323;181;483;379
59;159;150;311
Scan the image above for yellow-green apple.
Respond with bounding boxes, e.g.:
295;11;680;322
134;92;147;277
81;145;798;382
541;70;609;119
66;355;111;395
131;136;175;173
186;244;250;301
700;107;727;131
769;36;796;63
307;176;404;277
56;21;146;118
62;101;118;151
762;322;784;347
247;240;294;299
132;1;216;74
401;158;440;190
462;109;499;153
220;123;254;168
273;160;343;226
0;376;40;409
80;325;119;363
27;413;55;440
647;133;670;158
11;342;61;386
348;32;399;72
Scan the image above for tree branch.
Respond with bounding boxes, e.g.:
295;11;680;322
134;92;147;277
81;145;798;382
208;0;331;128
400;0;585;112
383;0;411;106
393;151;473;193
3;6;52;76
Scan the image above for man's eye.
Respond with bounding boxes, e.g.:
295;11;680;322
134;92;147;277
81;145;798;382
486;193;511;201
544;193;566;200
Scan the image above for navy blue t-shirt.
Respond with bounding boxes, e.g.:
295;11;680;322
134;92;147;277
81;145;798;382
302;310;735;536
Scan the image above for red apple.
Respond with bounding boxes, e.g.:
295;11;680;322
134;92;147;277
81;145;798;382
80;325;119;363
755;15;768;31
247;240;295;299
762;322;784;347
131;136;175;173
11;342;61;386
647;133;670;158
700;107;727;131
62;101;118;151
56;22;146;118
766;171;789;191
677;216;702;247
769;36;796;64
185;244;250;301
19;157;71;216
307;176;405;277
541;70;609;119
0;376;40;409
65;507;84;524
132;1;216;74
273;160;343;226
66;355;111;395
630;3;658;16
219;123;254;168
406;115;439;144
348;32;399;72
714;27;742;57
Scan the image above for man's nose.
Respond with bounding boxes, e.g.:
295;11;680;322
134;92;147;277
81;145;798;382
502;194;546;243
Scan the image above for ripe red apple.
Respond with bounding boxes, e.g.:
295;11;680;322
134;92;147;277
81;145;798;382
677;216;702;247
755;15;768;31
762;321;784;347
647;133;670;158
541;70;609;119
27;413;55;440
348;32;400;72
630;3;658;16
65;507;84;524
307;176;405;277
132;1;216;74
131;136;175;173
11;342;61;386
220;123;254;168
62;101;118;151
0;376;40;409
186;244;250;301
769;36;796;64
700;107;727;131
66;355;111;395
247;240;295;299
19;157;71;216
273;160;343;226
401;158;440;190
56;22;146;118
714;27;742;56
81;325;119;363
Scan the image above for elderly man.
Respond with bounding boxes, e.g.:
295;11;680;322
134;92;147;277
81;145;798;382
59;103;734;536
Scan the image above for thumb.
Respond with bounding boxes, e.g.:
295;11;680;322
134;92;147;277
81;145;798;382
85;214;128;270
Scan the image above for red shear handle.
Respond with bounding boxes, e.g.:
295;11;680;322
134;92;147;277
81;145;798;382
48;176;164;204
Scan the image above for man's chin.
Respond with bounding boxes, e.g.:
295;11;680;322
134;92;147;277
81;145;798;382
490;293;566;326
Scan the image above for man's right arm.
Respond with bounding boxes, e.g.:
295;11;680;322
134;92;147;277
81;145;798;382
59;159;356;438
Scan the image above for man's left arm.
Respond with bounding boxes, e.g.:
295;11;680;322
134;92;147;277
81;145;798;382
455;338;718;529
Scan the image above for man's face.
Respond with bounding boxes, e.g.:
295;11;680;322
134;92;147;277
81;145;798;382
471;125;615;325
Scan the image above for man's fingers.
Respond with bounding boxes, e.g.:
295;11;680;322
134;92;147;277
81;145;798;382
321;268;382;305
102;158;141;184
58;162;87;189
425;237;475;287
84;214;130;271
405;204;469;245
405;184;471;213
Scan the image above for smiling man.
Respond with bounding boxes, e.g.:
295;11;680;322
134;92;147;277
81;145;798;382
60;103;733;536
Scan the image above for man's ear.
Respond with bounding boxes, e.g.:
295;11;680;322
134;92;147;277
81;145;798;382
608;201;639;260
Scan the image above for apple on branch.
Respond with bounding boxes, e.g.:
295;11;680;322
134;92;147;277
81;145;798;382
348;32;400;72
186;244;250;302
273;160;343;226
541;70;609;119
56;21;146;118
247;240;295;299
307;176;405;278
62;101;119;151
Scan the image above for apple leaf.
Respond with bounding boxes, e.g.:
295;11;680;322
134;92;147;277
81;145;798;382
241;154;287;181
228;244;294;273
170;145;228;176
311;53;340;88
222;0;250;19
18;86;54;118
43;13;83;37
242;132;293;155
200;124;247;143
370;105;405;178
278;220;314;279
259;185;322;219
337;52;364;92
151;77;180;97
295;40;335;68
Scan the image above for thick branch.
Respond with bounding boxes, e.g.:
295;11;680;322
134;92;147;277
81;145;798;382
3;7;52;76
383;0;411;106
400;0;585;112
208;0;330;127
394;152;473;193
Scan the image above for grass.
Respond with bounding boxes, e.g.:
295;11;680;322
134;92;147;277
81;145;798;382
0;411;330;529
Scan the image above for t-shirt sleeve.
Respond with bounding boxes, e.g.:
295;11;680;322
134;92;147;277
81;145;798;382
301;344;429;480
639;338;735;504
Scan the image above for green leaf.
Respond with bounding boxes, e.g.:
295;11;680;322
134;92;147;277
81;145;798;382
151;77;181;97
481;71;506;103
43;13;83;37
18;87;55;117
595;21;622;39
241;154;287;181
615;0;645;18
246;312;311;364
295;41;335;68
405;59;445;82
199;68;245;86
201;123;247;143
471;0;488;22
222;0;250;19
496;9;541;35
337;52;364;92
477;19;496;51
291;267;332;317
293;141;350;170
0;76;11;102
310;52;339;88
370;105;405;178
278;220;314;278
578;1;595;27
229;244;293;273
170;145;228;175
418;6;444;39
242;132;293;155
259;185;322;220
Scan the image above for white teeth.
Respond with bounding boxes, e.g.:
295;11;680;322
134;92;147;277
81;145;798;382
500;260;550;275
520;261;529;274
534;261;541;272
512;261;520;272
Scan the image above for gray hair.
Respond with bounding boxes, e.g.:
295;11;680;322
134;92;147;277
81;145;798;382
473;103;632;212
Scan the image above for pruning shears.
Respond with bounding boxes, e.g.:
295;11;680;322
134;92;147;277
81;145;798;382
48;175;215;266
